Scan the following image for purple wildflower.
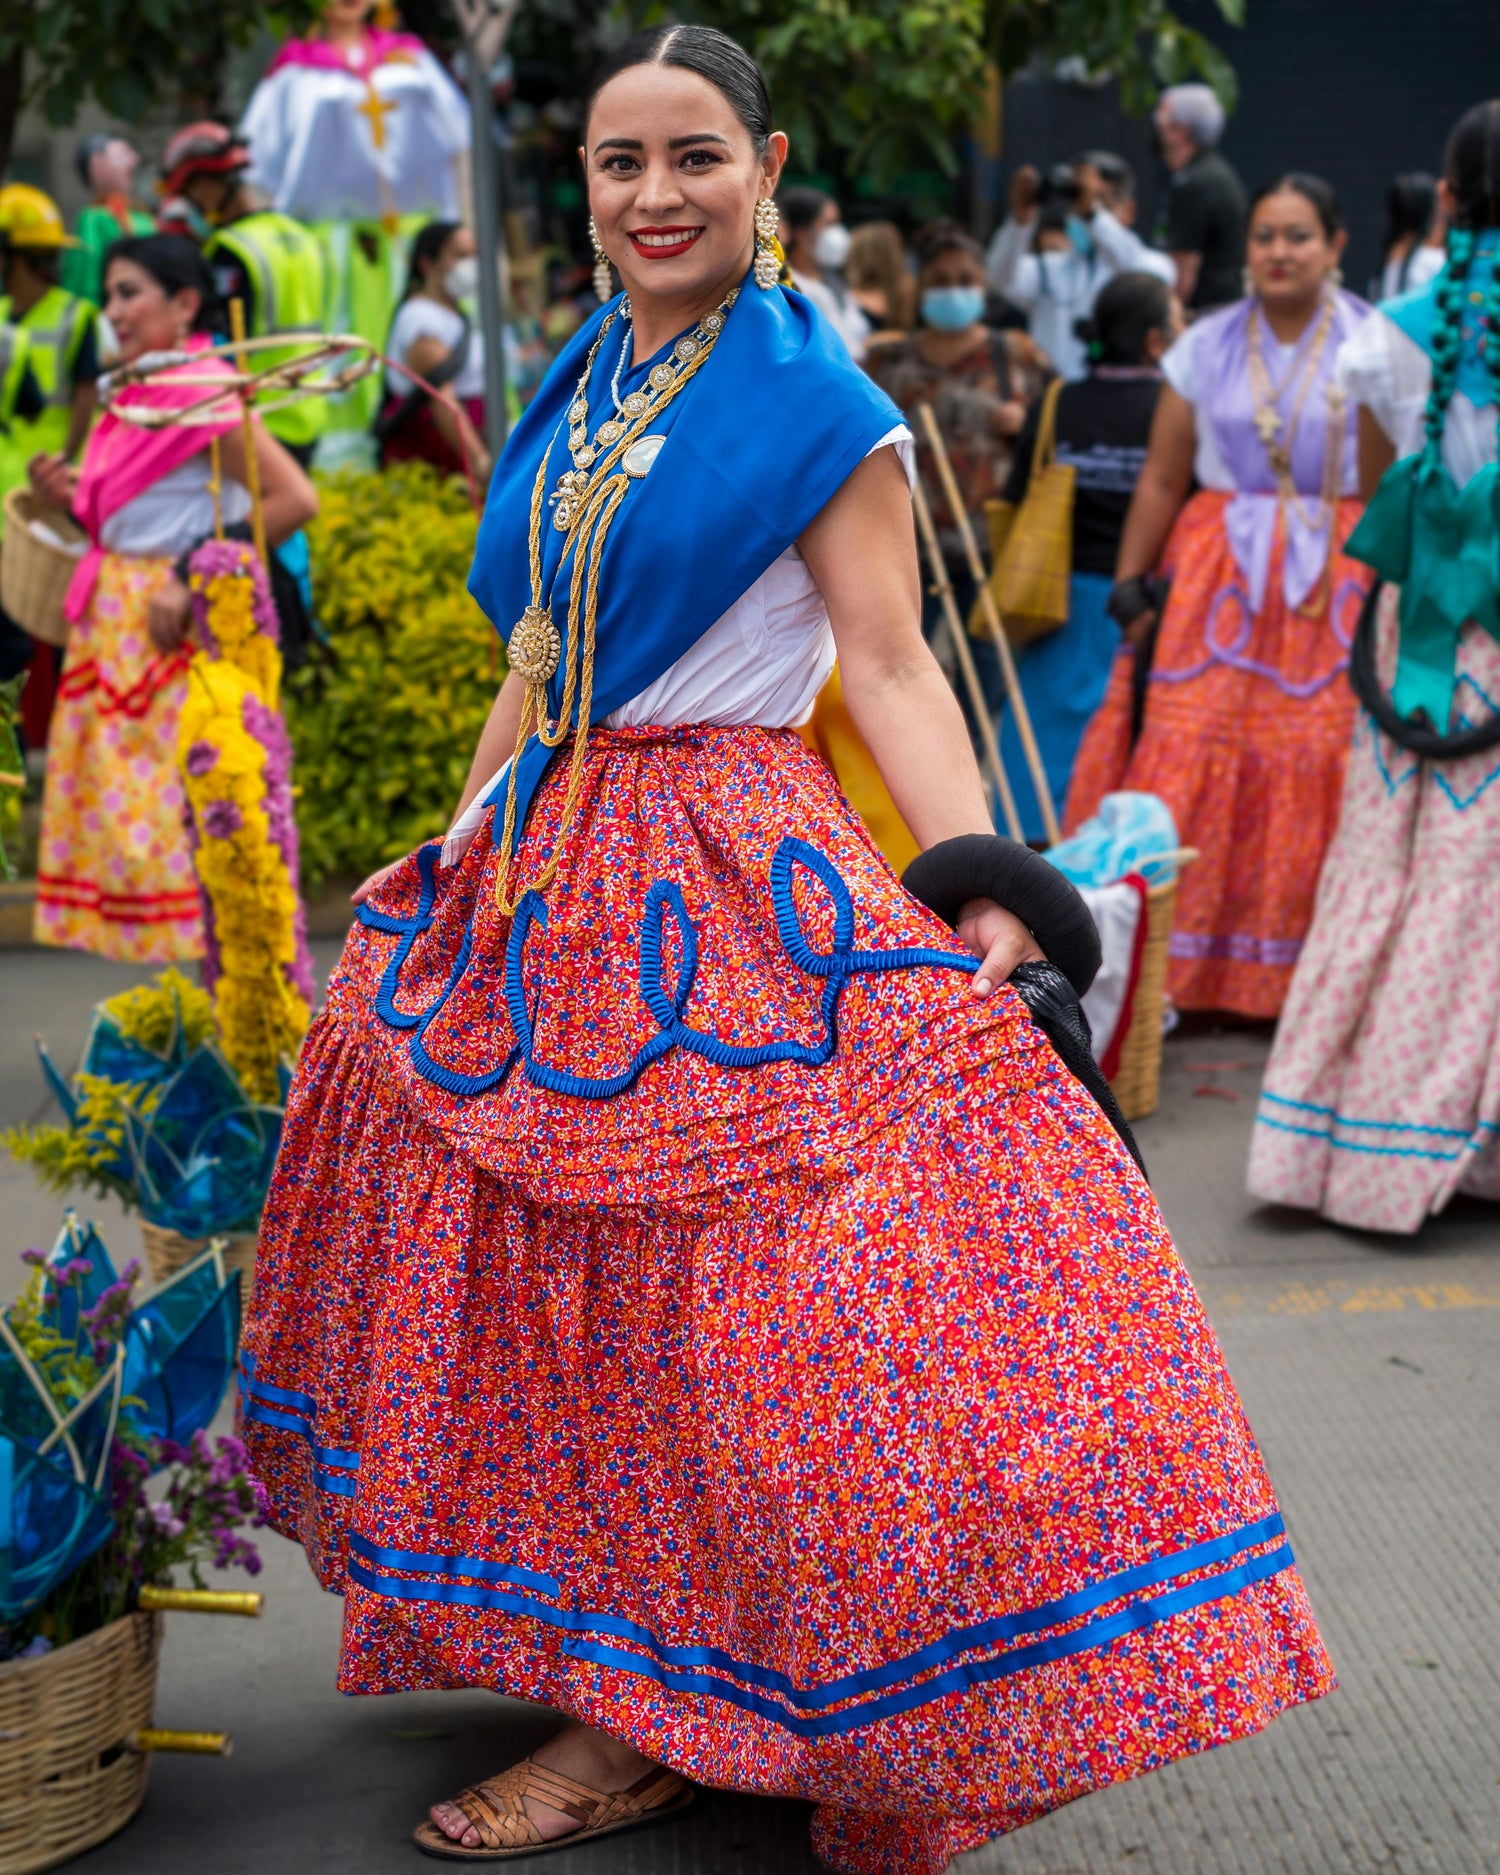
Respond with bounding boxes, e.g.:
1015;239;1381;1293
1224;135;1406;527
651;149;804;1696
185;740;219;777
20;1248;44;1267
201;799;244;841
185;539;280;655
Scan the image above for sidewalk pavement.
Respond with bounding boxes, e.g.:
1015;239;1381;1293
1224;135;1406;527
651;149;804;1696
2;944;1496;1875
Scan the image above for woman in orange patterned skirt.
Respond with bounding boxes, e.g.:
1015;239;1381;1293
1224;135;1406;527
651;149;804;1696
1066;176;1373;1018
31;234;315;962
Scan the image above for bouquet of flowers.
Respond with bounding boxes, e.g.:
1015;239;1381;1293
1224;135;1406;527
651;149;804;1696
179;538;313;1105
3;969;281;1241
0;1215;258;1659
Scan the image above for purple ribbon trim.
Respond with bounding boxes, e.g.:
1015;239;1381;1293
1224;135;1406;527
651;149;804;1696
1151;575;1363;700
1169;931;1303;966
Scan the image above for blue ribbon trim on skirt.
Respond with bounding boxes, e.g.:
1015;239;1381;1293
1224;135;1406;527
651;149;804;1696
340;1511;1292;1737
238;1352;361;1498
358;836;976;1102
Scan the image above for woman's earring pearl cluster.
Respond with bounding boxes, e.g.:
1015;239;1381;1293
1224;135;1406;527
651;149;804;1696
753;197;781;290
590;216;613;304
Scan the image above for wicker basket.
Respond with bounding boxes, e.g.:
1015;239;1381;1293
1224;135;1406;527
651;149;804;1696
1108;851;1197;1124
0;490;86;649
139;1223;258;1301
0;1611;162;1875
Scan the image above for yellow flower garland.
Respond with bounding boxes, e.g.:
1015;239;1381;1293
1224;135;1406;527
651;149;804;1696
178;560;311;1104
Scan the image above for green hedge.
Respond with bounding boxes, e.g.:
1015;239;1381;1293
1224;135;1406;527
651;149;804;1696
288;465;503;887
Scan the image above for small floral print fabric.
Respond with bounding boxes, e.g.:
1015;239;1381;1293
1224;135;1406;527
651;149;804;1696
1249;586;1500;1228
243;726;1333;1875
34;553;203;962
1065;491;1373;1018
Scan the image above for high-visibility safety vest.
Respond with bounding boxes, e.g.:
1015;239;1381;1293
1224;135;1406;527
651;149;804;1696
207;212;329;450
0;286;94;498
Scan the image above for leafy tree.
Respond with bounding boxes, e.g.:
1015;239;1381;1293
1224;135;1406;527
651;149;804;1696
0;0;318;179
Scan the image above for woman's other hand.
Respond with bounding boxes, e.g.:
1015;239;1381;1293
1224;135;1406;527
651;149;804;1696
957;896;1045;996
1123;607;1158;648
28;452;76;510
351;860;404;905
146;574;193;654
1010;166;1040;225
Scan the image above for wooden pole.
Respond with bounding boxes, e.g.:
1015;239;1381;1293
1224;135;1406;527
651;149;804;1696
915;402;1061;844
228;299;268;572
911;478;1024;842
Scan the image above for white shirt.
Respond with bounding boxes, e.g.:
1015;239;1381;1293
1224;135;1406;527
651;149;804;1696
100;455;252;556
985;209;1177;380
1376;244;1445;304
443;427;915;866
1336;309;1496;489
386;297;486;400
239;47;469;222
790;271;871;362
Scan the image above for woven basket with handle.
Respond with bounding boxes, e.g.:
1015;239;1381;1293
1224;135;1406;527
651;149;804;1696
1107;851;1197;1124
0;490;86;649
139;1223;257;1302
0;1611;162;1875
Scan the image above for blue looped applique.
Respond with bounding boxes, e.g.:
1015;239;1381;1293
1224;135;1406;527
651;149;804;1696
360;835;975;1102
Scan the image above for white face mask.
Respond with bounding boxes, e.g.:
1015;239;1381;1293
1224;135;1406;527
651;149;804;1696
444;256;479;302
813;222;851;271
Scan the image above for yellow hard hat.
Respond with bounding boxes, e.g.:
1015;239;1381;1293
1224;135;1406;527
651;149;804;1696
0;183;79;250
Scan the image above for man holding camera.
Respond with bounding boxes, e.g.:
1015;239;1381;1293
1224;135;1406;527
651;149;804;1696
985;154;1176;379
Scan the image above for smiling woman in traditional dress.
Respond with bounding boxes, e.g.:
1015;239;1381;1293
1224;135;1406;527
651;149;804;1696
240;28;1331;1873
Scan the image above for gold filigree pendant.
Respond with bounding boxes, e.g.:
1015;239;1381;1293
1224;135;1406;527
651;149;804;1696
509;604;561;683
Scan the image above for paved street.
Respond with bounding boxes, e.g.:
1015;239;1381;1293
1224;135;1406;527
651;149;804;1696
2;942;1496;1875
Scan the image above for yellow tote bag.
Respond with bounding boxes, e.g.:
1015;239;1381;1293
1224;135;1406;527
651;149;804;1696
972;377;1075;649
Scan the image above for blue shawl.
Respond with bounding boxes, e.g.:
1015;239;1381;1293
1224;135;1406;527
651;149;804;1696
468;272;904;836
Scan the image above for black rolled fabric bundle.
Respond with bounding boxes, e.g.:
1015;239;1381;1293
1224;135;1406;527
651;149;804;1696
901;835;1102;996
1009;961;1146;1176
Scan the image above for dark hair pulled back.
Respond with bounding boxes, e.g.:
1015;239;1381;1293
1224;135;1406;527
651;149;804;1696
1247;172;1343;239
1444;99;1500;229
1383;172;1439;252
101;233;221;334
585;24;771;154
403;219;462;300
1074;269;1173;368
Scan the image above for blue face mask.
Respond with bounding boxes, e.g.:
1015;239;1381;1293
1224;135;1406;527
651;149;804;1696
1066;214;1096;259
921;285;985;331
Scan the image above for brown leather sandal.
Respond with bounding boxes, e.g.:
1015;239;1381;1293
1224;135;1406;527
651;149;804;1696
411;1757;694;1861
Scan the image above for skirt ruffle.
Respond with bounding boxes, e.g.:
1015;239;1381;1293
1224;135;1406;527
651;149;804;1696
244;726;1332;1874
1064;493;1371;1019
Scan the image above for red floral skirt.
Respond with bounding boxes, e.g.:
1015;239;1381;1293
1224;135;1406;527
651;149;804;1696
1065;492;1371;1019
242;725;1332;1875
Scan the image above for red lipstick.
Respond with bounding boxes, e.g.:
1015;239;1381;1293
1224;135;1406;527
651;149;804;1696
626;225;705;259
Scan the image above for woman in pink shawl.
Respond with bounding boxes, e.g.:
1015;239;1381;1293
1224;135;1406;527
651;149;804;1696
30;234;316;962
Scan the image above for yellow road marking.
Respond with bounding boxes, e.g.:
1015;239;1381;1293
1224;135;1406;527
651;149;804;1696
1208;1281;1500;1317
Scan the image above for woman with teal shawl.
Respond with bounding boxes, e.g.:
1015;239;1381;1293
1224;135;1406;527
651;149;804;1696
238;27;1330;1872
1251;101;1500;1233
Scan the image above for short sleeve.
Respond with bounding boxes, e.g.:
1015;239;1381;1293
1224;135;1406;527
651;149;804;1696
867;424;916;490
1159;323;1199;407
1336;310;1431;455
1167;175;1209;254
71;313;101;386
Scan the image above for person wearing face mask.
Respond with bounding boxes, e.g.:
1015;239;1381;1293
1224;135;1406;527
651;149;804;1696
160;121;329;468
986;155;1176;381
378;218;491;477
867;220;1051;629
777;184;871;360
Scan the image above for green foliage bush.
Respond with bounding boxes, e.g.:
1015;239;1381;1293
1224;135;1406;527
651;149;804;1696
288;464;503;887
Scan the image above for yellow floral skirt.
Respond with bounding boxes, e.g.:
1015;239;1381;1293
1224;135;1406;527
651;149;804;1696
35;553;203;963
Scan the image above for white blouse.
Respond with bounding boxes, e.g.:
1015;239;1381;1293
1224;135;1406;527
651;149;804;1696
443;427;914;864
100;455;252;556
1336;309;1497;489
239;48;469;223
